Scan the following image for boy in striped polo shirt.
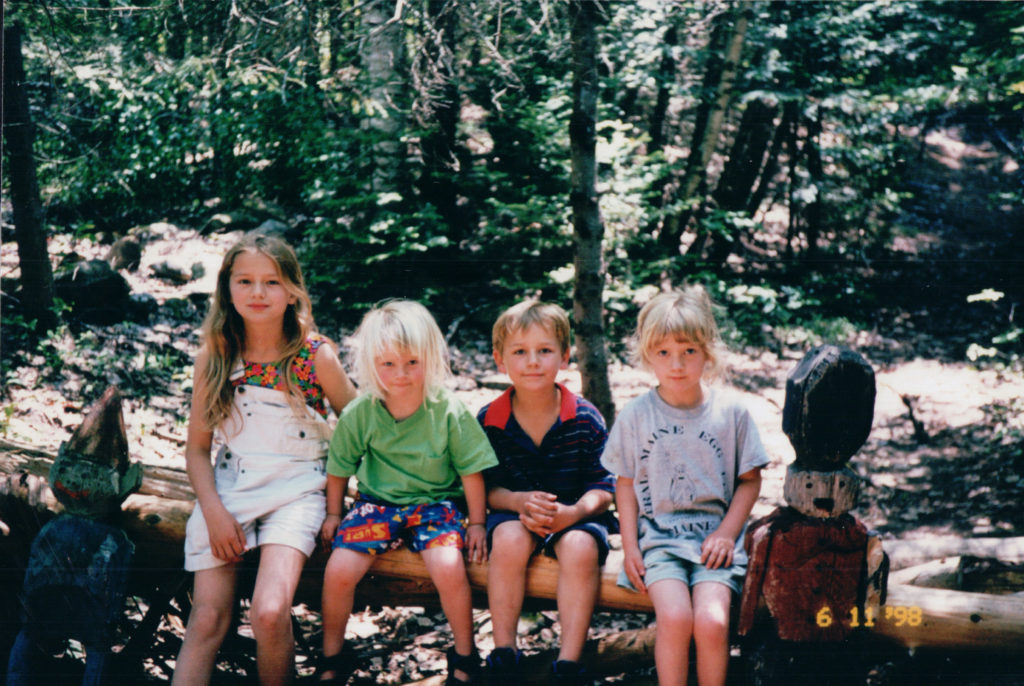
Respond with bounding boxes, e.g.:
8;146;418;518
478;300;617;686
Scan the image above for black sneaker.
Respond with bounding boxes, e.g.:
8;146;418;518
550;659;589;686
485;647;522;686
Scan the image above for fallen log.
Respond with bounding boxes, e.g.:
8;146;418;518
883;535;1024;571
4;443;1024;650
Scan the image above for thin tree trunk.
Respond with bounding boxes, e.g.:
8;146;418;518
647;25;677;154
746;99;795;216
702;97;778;262
659;1;752;253
3;25;57;333
569;0;614;424
418;0;462;239
804;105;824;261
362;0;406;194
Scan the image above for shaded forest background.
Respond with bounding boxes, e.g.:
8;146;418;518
3;1;1024;684
4;0;1022;380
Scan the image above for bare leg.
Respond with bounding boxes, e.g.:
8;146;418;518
319;548;374;680
421;545;476;681
249;544;308;686
647;579;694;686
691;582;732;686
486;521;535;649
551;530;600;662
172;564;238;686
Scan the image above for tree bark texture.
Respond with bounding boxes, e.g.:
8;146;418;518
3;25;57;333
362;0;407;194
569;0;615;424
659;1;752;253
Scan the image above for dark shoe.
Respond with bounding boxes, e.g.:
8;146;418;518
446;647;482;686
550;660;589;686
314;643;358;685
485;647;521;686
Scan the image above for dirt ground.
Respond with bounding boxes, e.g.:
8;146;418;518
1;125;1022;684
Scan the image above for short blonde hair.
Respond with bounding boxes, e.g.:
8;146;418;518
353;299;451;399
492;300;571;355
632;285;727;381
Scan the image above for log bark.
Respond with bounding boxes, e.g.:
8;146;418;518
5;444;1024;650
0;445;652;613
883;536;1024;571
878;582;1024;651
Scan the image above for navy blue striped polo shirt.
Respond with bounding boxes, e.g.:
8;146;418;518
477;384;616;512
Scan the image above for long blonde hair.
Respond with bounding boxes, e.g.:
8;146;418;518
195;233;317;430
632;285;727;382
353;300;451;400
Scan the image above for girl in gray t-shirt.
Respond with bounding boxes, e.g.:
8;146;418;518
601;286;768;686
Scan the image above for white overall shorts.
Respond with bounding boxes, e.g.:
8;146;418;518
184;380;331;571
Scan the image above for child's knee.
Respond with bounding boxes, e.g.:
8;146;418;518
187;602;233;642
249;600;292;639
693;604;730;643
490;523;534;561
554;530;599;567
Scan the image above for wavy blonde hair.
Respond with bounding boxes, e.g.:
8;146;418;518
632;285;727;382
195;233;317;430
353;299;451;400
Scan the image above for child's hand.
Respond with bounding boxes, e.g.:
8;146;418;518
320;513;341;551
521;490;558;518
623;547;647;593
465;523;487;563
700;532;735;570
207;506;246;563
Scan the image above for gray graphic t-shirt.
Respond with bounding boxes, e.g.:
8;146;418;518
601;386;769;565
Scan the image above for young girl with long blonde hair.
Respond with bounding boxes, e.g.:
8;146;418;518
174;233;356;686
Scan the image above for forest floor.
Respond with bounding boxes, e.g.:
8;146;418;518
1;126;1022;684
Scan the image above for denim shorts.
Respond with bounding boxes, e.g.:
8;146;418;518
486;510;612;565
332;495;465;554
617;546;745;594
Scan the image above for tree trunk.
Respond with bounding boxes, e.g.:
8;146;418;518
569;0;615;424
746;98;796;217
3;25;57;333
702;96;779;263
417;0;462;240
647;25;677;155
803;105;824;261
658;1;752;253
361;0;407;195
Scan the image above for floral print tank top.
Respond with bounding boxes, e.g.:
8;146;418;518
232;333;329;417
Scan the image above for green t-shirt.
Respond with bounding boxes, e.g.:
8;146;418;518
327;388;498;505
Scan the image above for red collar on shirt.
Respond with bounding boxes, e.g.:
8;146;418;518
483;382;577;429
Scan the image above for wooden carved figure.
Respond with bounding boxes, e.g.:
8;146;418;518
6;387;142;686
738;346;887;655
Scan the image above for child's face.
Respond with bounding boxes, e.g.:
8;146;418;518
494;323;569;394
375;348;426;400
647;336;708;408
229;250;295;325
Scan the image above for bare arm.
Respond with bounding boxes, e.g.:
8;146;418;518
701;467;763;569
320;473;349;549
462;471;488;563
184;348;246;562
615;476;646;593
314;341;358;415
